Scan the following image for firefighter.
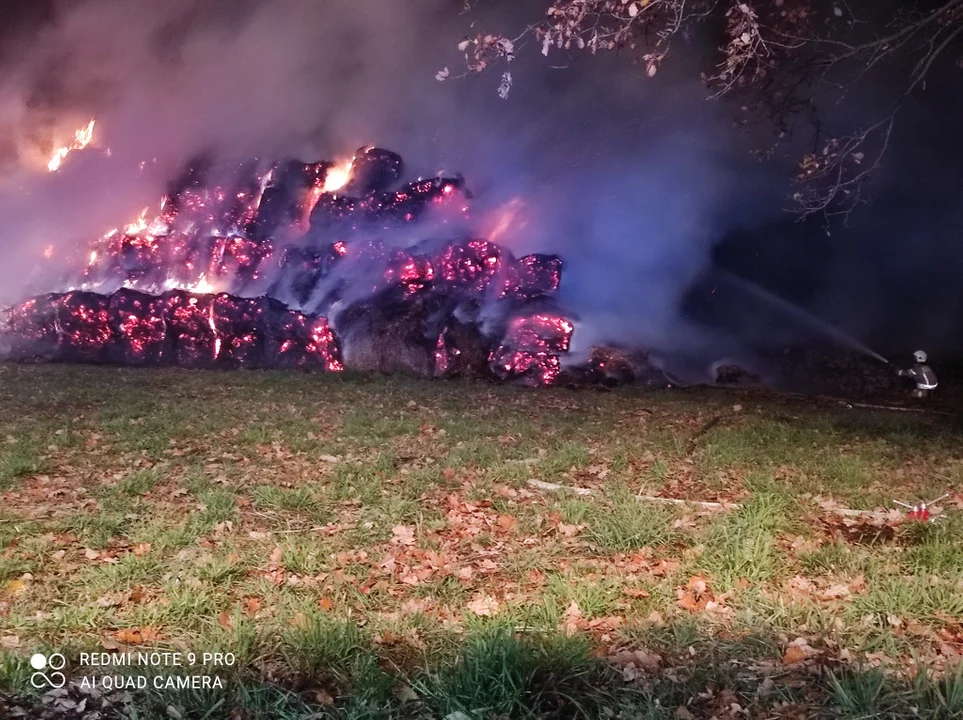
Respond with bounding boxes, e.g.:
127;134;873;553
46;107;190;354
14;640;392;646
898;350;938;398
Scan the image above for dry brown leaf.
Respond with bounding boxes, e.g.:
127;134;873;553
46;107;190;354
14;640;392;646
818;584;851;601
467;594;499;617
496;514;517;532
676;590;701;612
563;600;583;636
319;596;334;611
132;543;151;557
456;566;474;580
391;525;416;546
647;610;666;627
96;592;125;608
624;587;650;598
686;575;708;596
782;644;808;664
218;611;233;630
557;523;583;537
244;597;262;617
114;626;158;645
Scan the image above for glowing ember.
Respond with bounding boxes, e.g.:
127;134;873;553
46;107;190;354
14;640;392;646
48;120;96;172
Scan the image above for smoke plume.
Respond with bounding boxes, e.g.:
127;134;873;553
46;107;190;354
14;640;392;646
0;0;789;369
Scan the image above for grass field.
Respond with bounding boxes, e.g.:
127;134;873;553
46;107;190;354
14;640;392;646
1;364;962;719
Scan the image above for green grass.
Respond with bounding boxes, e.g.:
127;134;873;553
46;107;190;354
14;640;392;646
1;365;962;718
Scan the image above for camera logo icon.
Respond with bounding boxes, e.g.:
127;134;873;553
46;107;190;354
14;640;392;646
29;653;66;689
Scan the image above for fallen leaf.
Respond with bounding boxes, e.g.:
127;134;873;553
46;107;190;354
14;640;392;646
557;523;583;537
496;514;517;532
391;525;416;546
467;594;499;616
84;548;100;561
132;543;151;557
218;611;233;630
1;635;20;648
563;600;583;636
244;597;262;617
647;610;666;626
686;575;708;596
319;596;334;611
624;587;650;598
114;627;158;645
782;645;808;665
96;592;125;608
818;584;851;601
673;706;696;720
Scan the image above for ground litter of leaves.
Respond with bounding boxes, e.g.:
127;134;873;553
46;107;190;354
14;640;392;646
1;364;962;719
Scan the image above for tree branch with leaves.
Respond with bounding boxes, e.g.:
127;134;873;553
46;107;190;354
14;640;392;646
440;0;963;224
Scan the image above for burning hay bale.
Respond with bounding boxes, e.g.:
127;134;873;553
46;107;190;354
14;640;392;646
8;147;593;387
207;236;273;293
107;289;169;366
264;306;342;371
346;147;404;194
2;289;341;372
436;239;504;296
560;346;670;388
434;319;490;379
2;294;64;362
382;248;435;299
500;253;562;301
160;291;220;368
59;292;112;364
489;313;575;386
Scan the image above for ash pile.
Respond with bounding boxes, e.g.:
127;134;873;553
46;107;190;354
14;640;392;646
1;147;586;386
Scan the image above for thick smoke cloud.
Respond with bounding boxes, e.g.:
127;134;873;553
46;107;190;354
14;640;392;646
0;0;789;370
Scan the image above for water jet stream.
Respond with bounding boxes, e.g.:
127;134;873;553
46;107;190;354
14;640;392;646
715;269;890;365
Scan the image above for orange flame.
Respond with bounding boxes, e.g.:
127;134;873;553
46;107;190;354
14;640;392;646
48;120;96;172
322;159;353;193
124;207;150;235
